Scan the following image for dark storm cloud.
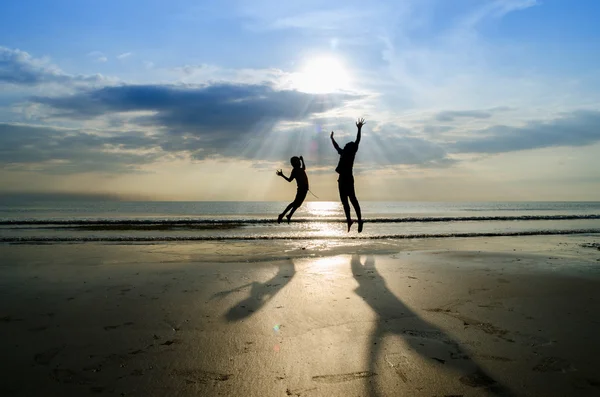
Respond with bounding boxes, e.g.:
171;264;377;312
0;123;159;174
453;110;600;154
0;47;106;86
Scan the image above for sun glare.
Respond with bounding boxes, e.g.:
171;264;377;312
305;201;340;218
292;56;352;94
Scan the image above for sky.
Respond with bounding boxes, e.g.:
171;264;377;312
1;0;600;201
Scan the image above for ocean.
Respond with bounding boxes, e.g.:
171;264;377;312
1;200;600;243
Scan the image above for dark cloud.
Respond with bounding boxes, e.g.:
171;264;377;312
434;110;492;122
361;124;454;168
0;47;106;86
0;123;159;174
252;122;455;170
453;110;600;154
0;117;455;176
33;83;362;132
29;82;364;161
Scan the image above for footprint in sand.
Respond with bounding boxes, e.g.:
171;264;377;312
172;368;232;384
34;346;63;366
533;357;573;373
311;371;376;384
286;386;317;396
0;315;24;323
51;368;92;385
103;322;134;331
459;370;497;389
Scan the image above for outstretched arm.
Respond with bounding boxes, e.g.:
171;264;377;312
299;155;306;170
330;131;342;154
355;118;365;147
276;169;294;182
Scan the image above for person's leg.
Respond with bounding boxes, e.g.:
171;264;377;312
348;178;363;232
339;180;353;232
286;205;298;223
278;202;295;223
349;194;363;232
286;189;307;223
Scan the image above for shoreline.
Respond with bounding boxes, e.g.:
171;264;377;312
2;229;600;243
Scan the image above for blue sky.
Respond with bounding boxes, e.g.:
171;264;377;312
1;0;600;200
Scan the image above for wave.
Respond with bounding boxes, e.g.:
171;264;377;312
2;229;599;243
2;214;600;226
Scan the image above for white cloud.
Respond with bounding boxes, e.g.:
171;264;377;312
460;0;540;29
88;51;107;62
0;47;112;88
117;52;132;60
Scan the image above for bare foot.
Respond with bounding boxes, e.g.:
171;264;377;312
277;214;284;224
347;220;354;232
358;220;364;233
286;214;292;224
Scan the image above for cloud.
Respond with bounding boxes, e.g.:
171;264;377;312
434;110;492;122
453;110;600;154
117;52;132;60
461;0;539;29
88;51;108;63
0;115;454;177
0;123;160;174
266;8;368;31
172;64;288;86
32;81;363;139
238;1;375;31
0;47;109;87
229;120;455;169
361;123;454;168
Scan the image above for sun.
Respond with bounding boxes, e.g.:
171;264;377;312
292;56;352;94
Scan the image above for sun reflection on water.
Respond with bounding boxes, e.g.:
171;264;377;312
305;201;341;218
295;201;346;238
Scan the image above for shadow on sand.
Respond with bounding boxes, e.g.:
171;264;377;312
211;260;296;322
351;254;515;397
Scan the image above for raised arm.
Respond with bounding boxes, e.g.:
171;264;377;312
276;169;294;182
355;118;365;147
299;155;306;170
330;131;342;154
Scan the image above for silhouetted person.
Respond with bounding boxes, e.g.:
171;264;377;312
331;118;365;232
276;155;309;223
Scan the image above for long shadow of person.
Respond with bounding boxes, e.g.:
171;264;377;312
211;260;296;322
351;255;514;397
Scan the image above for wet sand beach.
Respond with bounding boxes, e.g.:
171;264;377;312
1;235;599;396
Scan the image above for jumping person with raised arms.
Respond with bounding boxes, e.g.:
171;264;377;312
330;118;365;233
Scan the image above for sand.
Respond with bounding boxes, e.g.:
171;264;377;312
0;235;599;397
